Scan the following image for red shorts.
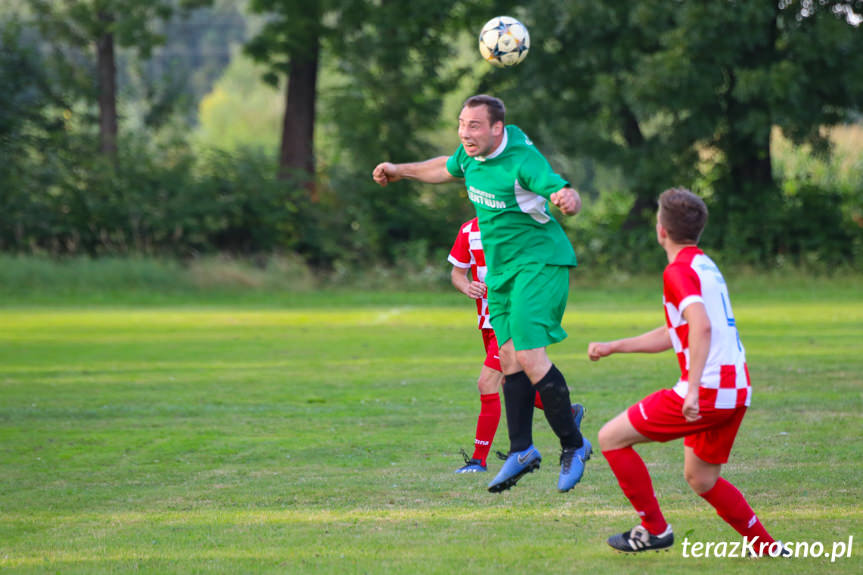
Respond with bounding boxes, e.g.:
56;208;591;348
481;329;502;372
627;388;747;464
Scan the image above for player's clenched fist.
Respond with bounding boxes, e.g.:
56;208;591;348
587;342;612;362
466;281;487;299
372;162;401;186
550;187;581;216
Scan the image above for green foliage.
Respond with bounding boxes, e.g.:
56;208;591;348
0;129;312;256
22;0;214;107
242;0;485;264
244;0;328;77
769;125;863;266
129;2;248;127
564;190;667;275
321;0;491;264
502;0;863;250
2;0;862;270
499;1;703;211
193;47;282;152
27;0;213;56
776;183;854;266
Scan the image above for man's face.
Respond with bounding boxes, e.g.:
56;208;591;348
458;105;503;157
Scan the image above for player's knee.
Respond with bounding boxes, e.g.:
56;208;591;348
514;350;550;381
476;375;498;394
685;470;717;494
510;351;531;374
499;355;521;375
597;422;616;451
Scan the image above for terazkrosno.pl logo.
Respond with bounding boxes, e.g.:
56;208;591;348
681;535;854;562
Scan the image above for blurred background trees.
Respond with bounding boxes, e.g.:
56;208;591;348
1;0;861;273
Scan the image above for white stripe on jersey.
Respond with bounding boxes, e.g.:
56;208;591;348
447;254;470;269
678;294;704;315
514;179;550;224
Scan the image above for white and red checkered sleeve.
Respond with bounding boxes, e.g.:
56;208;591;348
663;263;703;315
447;222;472;268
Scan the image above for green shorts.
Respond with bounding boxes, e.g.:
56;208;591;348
486;263;570;351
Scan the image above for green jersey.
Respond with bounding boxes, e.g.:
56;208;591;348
445;125;577;274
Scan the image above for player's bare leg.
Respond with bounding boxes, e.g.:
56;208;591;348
597;410;650;451
683;446;721;494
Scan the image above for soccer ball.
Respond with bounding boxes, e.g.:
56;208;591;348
478;16;530;68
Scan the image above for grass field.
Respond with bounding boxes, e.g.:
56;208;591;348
1;277;861;574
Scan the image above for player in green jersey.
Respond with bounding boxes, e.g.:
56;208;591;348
372;95;591;493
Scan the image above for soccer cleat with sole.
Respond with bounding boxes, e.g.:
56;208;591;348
558;403;589;492
557;438;592;492
487;445;541;493
607;524;674;553
455;449;487;473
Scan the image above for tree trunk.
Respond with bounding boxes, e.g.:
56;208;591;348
618;103;657;231
726;125;776;256
278;31;320;199
96;10;118;158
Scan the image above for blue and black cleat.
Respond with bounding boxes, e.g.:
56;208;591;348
487;445;541;493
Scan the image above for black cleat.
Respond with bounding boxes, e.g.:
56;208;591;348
607;524;674;553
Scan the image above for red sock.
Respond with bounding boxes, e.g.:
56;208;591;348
700;478;774;551
533;391;543;410
603;447;668;535
472;393;501;466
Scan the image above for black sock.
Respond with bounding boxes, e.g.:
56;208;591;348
534;364;584;449
502;371;535;452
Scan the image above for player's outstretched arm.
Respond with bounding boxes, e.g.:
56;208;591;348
588;326;672;361
550;187;581;216
372;156;459;186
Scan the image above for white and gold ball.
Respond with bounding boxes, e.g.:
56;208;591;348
478;16;530;68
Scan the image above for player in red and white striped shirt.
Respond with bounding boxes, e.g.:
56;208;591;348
587;188;781;554
448;218;553;473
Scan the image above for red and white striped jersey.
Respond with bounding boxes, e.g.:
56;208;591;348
663;247;751;409
448;218;492;329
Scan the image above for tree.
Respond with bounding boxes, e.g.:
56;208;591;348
245;0;326;190
503;0;863;257
322;0;486;260
0;19;58;250
244;0;479;261
28;0;211;158
669;1;863;255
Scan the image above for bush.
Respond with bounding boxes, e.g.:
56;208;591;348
775;183;855;267
565;189;666;275
0;132;312;257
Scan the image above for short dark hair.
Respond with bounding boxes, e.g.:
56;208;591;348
658;187;708;244
463;94;505;126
